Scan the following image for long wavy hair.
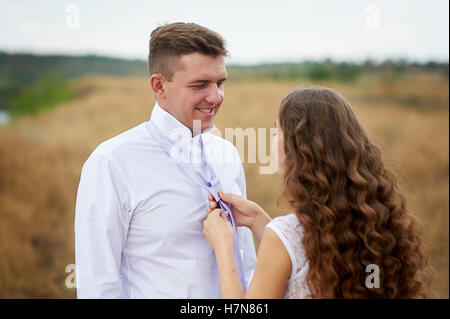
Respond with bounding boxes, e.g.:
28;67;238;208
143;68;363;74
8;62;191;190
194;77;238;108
278;87;430;298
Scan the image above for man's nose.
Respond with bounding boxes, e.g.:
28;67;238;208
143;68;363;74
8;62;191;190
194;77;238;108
205;85;223;105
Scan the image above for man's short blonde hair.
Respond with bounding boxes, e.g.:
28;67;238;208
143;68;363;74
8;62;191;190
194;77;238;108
148;22;228;81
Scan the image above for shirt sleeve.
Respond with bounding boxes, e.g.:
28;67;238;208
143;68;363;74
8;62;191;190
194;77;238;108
74;151;132;298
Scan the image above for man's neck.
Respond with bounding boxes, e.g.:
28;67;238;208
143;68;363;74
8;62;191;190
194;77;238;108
158;102;213;137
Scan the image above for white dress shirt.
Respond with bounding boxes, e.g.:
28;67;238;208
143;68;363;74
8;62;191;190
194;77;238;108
74;102;257;298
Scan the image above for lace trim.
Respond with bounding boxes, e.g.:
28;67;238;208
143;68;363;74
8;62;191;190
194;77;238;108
266;214;311;299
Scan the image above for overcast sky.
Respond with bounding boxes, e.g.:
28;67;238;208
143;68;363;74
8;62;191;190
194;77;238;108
1;0;448;64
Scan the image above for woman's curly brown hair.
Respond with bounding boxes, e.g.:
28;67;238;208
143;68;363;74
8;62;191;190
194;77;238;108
278;87;430;298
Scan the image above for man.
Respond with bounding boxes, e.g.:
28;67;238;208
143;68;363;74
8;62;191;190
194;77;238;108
74;22;257;298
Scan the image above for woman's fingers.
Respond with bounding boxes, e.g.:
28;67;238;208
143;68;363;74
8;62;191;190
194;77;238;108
208;203;220;213
211;192;241;207
220;210;229;221
208;193;219;212
219;192;242;206
207;208;229;222
219;191;231;202
208;208;222;215
210;201;218;209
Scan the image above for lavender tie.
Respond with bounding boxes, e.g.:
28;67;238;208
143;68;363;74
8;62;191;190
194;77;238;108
146;120;247;291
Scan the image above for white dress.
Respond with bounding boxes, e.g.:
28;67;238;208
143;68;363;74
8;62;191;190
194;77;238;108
265;213;311;299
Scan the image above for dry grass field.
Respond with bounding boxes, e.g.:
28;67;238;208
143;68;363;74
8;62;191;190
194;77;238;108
0;74;448;298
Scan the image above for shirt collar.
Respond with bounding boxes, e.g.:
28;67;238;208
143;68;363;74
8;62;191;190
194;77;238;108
149;102;216;141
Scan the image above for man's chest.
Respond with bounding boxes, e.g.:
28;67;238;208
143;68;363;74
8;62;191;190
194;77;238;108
124;152;243;239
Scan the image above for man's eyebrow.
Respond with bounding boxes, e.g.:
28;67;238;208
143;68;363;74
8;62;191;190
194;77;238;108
188;78;227;84
189;80;208;84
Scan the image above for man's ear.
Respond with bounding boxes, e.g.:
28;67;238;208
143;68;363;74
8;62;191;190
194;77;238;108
149;74;167;100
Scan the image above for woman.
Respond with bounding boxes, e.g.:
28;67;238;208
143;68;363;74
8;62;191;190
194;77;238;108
203;87;429;298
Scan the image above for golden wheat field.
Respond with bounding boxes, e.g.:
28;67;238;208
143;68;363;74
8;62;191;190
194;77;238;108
0;75;448;298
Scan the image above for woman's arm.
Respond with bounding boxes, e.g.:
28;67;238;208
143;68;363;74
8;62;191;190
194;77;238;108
203;209;244;298
243;227;291;298
249;210;272;242
213;238;245;298
203;210;291;299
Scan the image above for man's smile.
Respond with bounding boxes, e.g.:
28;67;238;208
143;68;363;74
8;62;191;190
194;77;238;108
196;107;213;113
194;105;218;116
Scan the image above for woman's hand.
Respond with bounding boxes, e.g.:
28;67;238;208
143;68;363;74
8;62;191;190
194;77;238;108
203;208;234;252
208;192;272;242
203;208;245;299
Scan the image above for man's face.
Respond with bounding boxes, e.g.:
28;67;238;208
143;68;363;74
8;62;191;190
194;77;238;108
161;52;226;133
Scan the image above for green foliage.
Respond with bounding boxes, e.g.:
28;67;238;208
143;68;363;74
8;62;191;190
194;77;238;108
334;62;361;82
11;71;74;117
0;51;448;116
305;62;333;81
0;52;146;113
227;59;447;83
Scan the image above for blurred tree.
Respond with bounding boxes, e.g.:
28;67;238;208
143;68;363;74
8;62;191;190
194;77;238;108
306;62;332;81
334;62;361;82
11;71;74;117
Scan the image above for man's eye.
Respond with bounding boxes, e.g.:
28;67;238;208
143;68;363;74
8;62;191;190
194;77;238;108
217;82;224;87
198;82;209;88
